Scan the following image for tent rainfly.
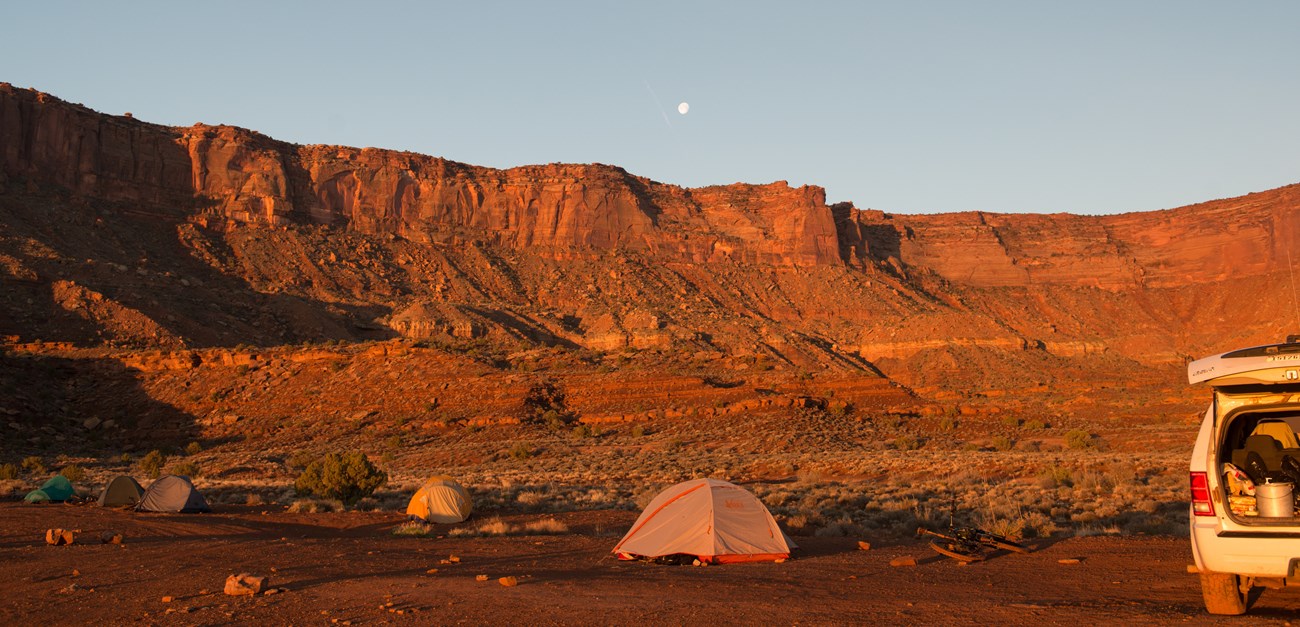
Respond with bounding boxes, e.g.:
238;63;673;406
98;475;145;507
24;475;76;503
613;478;795;564
135;475;211;513
406;475;473;524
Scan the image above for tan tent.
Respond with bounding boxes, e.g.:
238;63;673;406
405;475;472;523
613;478;795;564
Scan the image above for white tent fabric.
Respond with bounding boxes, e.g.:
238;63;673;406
613;478;794;564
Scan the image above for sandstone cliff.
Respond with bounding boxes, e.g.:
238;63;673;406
3;83;1300;393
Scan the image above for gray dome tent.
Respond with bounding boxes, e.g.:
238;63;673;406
135;475;211;513
98;475;145;507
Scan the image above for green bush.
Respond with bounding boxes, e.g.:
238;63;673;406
294;452;387;507
169;461;201;478
509;443;533;460
287;451;317;470
139;450;168;479
521;379;577;428
22;456;45;476
185;441;203;456
1064;429;1094;450
0;463;17;480
59;464;86;483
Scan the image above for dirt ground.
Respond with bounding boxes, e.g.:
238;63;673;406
2;503;1298;626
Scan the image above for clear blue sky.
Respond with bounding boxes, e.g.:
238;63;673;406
3;1;1299;215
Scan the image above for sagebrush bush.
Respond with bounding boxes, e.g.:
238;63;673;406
0;463;17;480
169;461;201;478
21;456;45;476
139;450;168;478
295;452;387;506
59;464;86;483
185;441;203;455
1064;429;1094;450
287;450;317;470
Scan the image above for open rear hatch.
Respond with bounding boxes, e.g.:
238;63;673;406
1190;340;1300;526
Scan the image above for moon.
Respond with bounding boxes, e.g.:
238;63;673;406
677;102;689;115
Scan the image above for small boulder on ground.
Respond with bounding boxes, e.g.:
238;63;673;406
45;529;75;546
99;531;123;544
1057;558;1082;565
224;573;268;596
890;556;917;567
498;576;518;587
857;541;872;551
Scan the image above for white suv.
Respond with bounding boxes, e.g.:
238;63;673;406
1188;340;1300;614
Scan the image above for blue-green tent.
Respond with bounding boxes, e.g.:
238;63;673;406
24;475;75;503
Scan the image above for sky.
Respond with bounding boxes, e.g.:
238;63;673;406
2;1;1299;215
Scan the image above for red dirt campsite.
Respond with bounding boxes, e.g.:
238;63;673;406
4;83;1300;624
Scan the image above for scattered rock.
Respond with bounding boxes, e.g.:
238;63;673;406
83;417;101;429
448;555;460;563
263;588;280;596
100;531;123;544
71;569;80;577
1186;564;1200;574
475;575;489;582
161;596;174;603
45;529;75;546
498;576;518;587
1058;558;1082;565
857;541;872;551
425;568;438;574
224;573;268;596
890;556;917;567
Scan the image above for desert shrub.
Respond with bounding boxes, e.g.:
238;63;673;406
938;417;958;431
1064;429;1094;450
991;436;1014;451
385;435;404;449
234;364;250;376
0;463;18;480
630;424;648;437
21;456;45;476
572;424;597;439
1040;465;1074;487
508;443;533;460
287;498;343;513
521;379;577;428
393;521;435;537
118;453;132;463
294;452;387;506
59;464;86;483
893;436;921;451
169;461;201;478
139;450;168;478
185;441;203;455
1002;416;1022;428
1023;419;1046;430
287;450;317;470
523;518;569;535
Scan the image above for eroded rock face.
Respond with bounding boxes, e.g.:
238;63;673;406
0;85;842;268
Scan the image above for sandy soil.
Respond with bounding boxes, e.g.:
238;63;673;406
1;503;1298;626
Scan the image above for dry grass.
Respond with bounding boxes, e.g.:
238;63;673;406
447;516;570;537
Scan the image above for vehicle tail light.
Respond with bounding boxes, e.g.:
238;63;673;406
1191;471;1215;516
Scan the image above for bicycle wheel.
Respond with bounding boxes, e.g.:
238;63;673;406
928;540;984;562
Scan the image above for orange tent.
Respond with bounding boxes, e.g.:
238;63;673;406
613;478;794;564
405;475;472;523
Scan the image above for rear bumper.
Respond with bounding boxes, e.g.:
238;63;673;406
1192;518;1300;577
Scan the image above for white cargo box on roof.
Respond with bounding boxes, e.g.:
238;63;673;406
1187;342;1300;386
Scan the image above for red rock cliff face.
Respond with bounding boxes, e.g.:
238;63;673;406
838;185;1300;289
0;85;841;267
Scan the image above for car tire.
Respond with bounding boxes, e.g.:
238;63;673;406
1200;571;1248;615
